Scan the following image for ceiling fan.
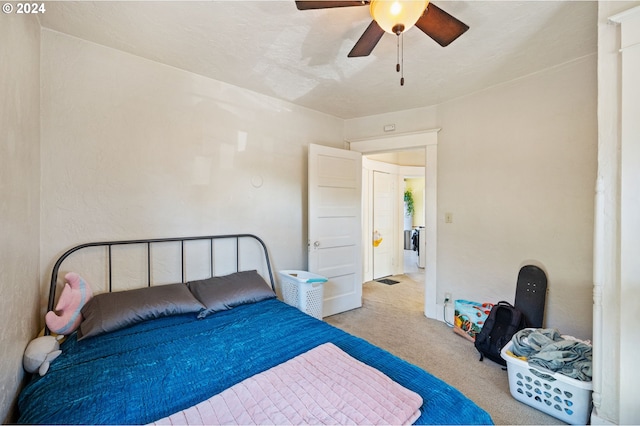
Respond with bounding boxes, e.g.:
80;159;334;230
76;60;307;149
295;0;469;58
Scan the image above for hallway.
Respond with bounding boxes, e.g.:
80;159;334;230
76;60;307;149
403;247;425;283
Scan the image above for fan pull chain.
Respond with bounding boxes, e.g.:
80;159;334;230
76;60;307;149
395;33;405;86
396;35;400;73
401;32;404;86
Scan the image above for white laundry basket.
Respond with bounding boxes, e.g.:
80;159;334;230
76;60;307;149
501;341;592;425
278;270;327;319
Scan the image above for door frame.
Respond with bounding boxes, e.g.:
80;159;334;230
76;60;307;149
347;129;439;319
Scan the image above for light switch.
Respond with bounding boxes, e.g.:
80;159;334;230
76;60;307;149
445;212;453;223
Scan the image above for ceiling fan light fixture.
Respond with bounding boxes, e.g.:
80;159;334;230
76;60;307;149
370;0;429;35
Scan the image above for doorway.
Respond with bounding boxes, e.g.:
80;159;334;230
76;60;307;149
348;129;439;319
363;156;425;280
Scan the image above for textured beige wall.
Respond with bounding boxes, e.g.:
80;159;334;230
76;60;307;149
38;29;345;313
0;14;41;424
346;55;597;340
436;55;597;340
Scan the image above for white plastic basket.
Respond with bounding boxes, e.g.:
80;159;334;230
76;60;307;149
278;270;327;320
501;341;592;425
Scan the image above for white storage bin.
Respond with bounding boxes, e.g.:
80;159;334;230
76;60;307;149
501;341;592;425
278;270;327;319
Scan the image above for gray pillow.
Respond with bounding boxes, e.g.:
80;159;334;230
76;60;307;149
78;283;205;340
187;270;275;318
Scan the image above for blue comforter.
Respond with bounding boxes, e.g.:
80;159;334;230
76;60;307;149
18;299;493;425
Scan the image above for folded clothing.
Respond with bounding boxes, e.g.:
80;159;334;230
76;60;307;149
511;328;592;381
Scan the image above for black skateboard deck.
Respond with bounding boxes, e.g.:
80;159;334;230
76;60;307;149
514;265;547;328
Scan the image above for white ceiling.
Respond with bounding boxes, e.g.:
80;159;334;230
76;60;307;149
38;1;597;120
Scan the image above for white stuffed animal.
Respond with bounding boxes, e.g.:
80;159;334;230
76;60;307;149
23;335;63;376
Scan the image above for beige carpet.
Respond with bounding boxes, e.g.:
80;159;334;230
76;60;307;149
325;274;563;425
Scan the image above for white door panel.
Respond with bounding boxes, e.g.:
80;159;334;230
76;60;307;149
323;274;358;299
316;217;358;248
316;245;357;276
309;144;363;317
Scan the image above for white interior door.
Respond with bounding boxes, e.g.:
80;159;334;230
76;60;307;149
373;170;394;279
308;144;363;317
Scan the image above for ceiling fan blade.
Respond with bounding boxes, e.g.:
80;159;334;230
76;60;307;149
415;3;469;47
295;1;368;10
348;20;385;57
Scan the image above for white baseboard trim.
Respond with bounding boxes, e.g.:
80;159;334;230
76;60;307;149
591;410;616;425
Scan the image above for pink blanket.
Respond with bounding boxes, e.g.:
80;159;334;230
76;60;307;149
151;342;423;425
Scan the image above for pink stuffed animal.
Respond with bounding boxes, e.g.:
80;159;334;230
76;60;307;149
45;272;93;335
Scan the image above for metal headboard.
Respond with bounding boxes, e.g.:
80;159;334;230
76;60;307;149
46;234;275;335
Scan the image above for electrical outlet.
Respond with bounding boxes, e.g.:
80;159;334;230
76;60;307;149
444;292;452;304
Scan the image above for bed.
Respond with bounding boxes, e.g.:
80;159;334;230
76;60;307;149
18;234;493;425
